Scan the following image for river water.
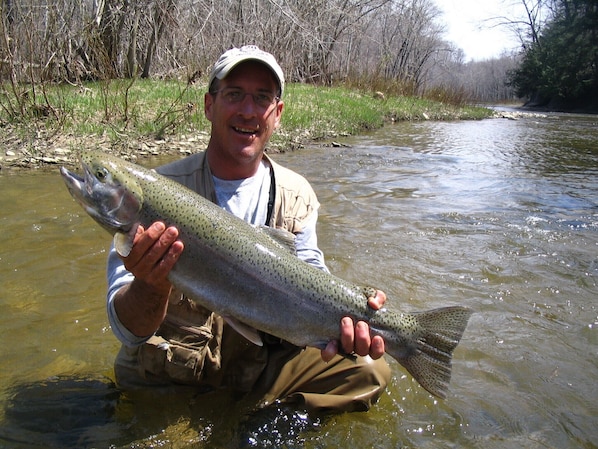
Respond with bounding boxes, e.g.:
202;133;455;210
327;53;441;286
0;111;596;448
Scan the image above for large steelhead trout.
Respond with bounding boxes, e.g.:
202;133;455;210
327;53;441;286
60;150;472;398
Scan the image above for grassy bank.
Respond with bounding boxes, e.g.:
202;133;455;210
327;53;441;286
0;78;492;169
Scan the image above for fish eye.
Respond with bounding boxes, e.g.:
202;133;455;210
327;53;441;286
96;168;109;180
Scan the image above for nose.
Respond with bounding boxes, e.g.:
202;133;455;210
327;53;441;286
237;93;259;115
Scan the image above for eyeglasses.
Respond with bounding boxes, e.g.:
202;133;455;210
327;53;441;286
212;87;279;109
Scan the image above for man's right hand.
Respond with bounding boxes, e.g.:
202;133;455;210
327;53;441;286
121;222;184;296
113;222;184;338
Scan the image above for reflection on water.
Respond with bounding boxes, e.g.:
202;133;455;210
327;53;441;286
1;112;597;448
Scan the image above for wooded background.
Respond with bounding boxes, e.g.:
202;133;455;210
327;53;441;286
0;0;571;104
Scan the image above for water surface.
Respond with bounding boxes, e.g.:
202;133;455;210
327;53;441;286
1;111;597;448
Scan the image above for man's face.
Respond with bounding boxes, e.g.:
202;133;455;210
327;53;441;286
205;61;283;177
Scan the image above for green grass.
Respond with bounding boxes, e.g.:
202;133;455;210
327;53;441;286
0;78;492;151
274;83;490;149
278;84;384;144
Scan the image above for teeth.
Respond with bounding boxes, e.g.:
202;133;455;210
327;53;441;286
235;126;257;134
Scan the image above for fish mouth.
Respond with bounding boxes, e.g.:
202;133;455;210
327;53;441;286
60;163;102;220
60;165;88;199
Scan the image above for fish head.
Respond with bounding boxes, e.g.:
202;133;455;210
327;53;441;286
60;151;143;236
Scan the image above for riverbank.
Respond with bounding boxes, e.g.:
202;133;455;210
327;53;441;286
0;80;493;171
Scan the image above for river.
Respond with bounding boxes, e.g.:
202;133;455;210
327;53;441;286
0;111;596;448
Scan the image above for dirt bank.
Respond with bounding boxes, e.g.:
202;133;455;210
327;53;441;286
0;124;213;172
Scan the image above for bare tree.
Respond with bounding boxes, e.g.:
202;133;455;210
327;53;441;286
484;0;554;50
366;0;444;93
140;0;177;77
0;0;516;102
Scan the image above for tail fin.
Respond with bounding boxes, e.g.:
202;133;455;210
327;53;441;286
387;306;473;399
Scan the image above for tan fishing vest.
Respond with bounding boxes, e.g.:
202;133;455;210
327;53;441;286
136;151;319;391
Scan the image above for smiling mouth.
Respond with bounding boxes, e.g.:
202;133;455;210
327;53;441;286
234;125;259;135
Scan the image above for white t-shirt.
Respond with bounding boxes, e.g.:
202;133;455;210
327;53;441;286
213;159;271;225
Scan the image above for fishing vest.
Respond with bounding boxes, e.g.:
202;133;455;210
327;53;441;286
136;151;319;391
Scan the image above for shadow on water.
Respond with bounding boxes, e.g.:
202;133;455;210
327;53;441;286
0;375;324;449
0;376;122;448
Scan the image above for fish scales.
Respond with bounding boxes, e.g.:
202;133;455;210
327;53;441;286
118;165;358;341
60;150;473;399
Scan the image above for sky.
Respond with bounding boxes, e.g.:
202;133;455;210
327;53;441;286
435;0;524;61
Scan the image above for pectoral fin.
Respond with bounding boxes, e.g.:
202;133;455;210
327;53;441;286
113;227;138;257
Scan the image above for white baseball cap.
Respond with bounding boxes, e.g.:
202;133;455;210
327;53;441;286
208;45;285;97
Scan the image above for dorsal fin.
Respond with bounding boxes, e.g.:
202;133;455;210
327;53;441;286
258;226;296;255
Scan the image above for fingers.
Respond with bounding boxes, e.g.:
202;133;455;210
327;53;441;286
370;335;385;360
342;319;378;358
342;319;385;359
353;321;371;356
340;316;355;355
323;317;385;361
124;222;167;268
320;289;388;362
121;222;184;289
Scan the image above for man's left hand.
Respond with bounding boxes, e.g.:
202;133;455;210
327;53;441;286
320;290;386;362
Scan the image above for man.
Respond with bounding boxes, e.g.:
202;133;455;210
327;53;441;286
106;45;391;412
